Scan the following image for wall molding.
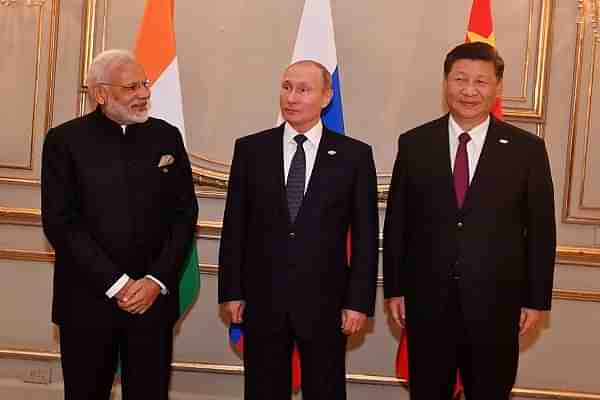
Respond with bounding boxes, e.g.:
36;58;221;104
0;249;53;263
1;253;598;303
0;348;599;399
2;207;600;269
0;0;60;184
502;0;554;122
563;0;600;223
557;245;600;267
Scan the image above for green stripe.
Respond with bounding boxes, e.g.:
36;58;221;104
178;242;200;316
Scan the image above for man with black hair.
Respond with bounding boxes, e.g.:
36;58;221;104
383;42;556;400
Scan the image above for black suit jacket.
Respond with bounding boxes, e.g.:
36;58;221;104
42;108;198;328
383;114;556;339
218;124;379;339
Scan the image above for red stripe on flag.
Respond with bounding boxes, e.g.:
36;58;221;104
292;345;302;393
467;0;494;38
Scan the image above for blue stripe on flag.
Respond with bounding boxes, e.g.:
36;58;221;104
229;323;243;343
322;67;345;135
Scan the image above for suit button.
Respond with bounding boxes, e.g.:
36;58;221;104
289;232;295;238
457;221;464;229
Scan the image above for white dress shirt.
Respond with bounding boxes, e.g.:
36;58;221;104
105;126;168;299
448;115;490;183
283;120;323;193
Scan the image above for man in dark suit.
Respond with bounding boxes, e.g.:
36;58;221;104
41;49;198;400
218;60;379;400
383;42;556;400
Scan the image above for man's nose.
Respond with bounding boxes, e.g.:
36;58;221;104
286;89;299;103
136;84;151;98
461;84;478;96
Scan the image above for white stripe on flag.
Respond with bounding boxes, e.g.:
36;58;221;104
149;57;187;147
290;0;338;74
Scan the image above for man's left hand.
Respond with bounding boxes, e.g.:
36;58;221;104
341;309;367;336
519;307;543;336
117;278;161;314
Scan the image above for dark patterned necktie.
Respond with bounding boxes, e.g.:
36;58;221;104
287;134;308;222
453;132;471;208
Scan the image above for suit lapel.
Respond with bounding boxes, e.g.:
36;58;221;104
428;115;458;211
294;127;335;222
266;124;290;223
461;116;503;214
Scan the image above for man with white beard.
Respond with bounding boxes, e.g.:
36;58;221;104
41;49;198;400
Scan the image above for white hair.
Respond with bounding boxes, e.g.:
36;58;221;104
86;49;137;103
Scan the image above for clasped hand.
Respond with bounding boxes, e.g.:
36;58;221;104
115;278;161;314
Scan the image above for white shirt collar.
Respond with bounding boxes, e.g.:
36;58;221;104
449;114;490;141
284;120;323;147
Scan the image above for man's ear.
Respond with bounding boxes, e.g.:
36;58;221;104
321;88;333;109
496;78;504;98
92;85;107;105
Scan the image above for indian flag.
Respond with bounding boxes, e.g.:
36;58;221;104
134;0;199;316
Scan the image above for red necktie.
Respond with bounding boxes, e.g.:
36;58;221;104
453;132;471;208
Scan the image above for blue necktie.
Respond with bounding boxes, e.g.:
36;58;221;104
287;134;308;222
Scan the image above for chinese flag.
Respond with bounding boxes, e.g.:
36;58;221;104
395;1;504;398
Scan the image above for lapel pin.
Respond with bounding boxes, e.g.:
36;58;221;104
499;139;509;144
328;150;336;156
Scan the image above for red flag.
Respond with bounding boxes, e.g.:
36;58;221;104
395;1;504;397
291;344;302;392
395;331;409;380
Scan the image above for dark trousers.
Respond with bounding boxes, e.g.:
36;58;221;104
407;279;519;400
59;320;174;400
243;314;347;400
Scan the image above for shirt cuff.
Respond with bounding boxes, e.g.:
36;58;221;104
145;275;168;295
106;274;130;298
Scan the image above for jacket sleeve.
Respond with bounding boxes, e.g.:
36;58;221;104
218;138;247;303
523;138;556;310
41;128;123;295
383;135;408;299
344;144;379;316
147;128;199;292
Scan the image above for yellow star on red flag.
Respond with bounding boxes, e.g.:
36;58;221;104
467;31;496;47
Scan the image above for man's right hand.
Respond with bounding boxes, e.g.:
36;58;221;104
387;296;406;328
223;300;245;324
